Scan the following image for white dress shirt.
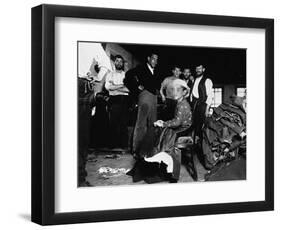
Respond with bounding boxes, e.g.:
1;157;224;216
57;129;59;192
105;71;129;96
147;63;154;75
191;76;214;106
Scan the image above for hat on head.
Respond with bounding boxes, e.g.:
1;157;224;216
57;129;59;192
173;79;190;96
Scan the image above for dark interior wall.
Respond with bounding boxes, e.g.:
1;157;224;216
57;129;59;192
119;43;246;86
104;42;246;103
222;84;236;103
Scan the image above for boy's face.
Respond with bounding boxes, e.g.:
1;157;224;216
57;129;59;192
173;86;186;100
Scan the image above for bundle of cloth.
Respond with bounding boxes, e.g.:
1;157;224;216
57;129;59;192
202;95;246;169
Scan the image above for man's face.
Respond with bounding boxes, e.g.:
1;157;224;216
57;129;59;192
189;75;194;81
183;69;191;79
124;61;129;71
114;57;124;70
195;65;205;77
147;54;158;68
173;67;182;78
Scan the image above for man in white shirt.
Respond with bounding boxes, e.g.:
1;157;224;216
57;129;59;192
105;55;129;149
190;64;214;139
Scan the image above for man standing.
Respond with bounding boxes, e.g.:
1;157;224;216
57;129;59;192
160;66;182;120
160;66;182;102
182;68;195;90
124;53;160;158
105;55;129;149
190;64;214;140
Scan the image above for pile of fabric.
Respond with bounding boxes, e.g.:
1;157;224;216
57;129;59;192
202;96;246;169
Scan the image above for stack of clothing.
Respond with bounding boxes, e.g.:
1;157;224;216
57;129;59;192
202;97;246;169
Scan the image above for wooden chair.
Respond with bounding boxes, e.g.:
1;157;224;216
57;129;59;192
175;128;198;181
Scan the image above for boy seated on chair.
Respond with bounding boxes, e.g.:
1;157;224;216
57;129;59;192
128;79;194;183
148;79;192;182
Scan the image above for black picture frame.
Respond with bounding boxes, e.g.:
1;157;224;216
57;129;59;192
31;4;274;225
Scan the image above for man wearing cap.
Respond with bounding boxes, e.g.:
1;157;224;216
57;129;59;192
190;64;214;140
157;78;191;130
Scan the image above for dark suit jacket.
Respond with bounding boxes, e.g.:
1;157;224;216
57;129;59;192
124;64;160;98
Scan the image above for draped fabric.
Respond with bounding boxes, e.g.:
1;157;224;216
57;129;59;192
202;102;246;168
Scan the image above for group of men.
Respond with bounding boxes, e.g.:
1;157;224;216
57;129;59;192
125;53;214;159
78;42;214;185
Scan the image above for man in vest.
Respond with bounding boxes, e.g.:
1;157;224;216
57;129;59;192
190;64;214;141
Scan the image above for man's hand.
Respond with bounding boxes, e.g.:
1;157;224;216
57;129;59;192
82;72;93;81
205;105;211;117
161;96;166;102
240;131;246;139
138;85;144;91
154;120;164;127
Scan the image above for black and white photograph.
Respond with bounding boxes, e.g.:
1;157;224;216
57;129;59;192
29;3;274;226
78;41;247;187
